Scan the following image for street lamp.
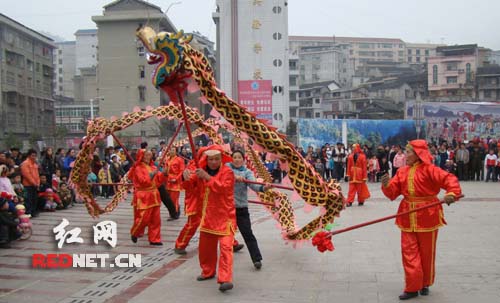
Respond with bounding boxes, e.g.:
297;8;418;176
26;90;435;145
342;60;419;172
414;93;423;139
89;97;103;120
165;1;182;14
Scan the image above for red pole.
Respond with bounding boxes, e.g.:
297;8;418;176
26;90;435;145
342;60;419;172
176;90;198;166
242;179;294;191
329;195;464;236
91;183;132;186
159;121;184;167
248;200;275;207
111;133;135;164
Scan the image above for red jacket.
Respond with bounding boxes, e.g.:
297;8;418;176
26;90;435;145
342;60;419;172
165;156;185;191
346;152;368;183
128;162;166;210
183;164;235;236
182;161;202;216
382;162;462;232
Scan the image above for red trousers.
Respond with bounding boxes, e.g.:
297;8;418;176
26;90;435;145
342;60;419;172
199;231;234;283
175;213;201;249
168;190;180;213
346;182;370;203
130;206;161;243
401;230;438;292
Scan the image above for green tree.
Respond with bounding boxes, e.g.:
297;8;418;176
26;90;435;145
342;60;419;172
3;132;22;150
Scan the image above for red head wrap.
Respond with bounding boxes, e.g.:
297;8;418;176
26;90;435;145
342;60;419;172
407;139;433;165
198;145;232;168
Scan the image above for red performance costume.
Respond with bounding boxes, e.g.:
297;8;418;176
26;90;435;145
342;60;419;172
174;159;202;252
164;151;185;214
128;149;166;245
182;145;236;292
346;143;370;206
381;139;462;299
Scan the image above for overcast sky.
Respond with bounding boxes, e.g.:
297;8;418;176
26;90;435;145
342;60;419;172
1;0;499;49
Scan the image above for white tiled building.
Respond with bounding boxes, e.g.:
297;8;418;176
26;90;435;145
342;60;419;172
75;29;98;75
213;0;290;132
54;41;75;98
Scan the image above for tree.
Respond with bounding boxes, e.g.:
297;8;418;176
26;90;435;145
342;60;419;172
3;132;22;150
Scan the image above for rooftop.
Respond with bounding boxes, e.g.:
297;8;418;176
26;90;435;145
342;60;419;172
0;13;54;45
290;35;404;43
477;65;500;76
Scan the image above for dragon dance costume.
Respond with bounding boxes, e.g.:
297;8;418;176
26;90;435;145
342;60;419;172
382;139;462;295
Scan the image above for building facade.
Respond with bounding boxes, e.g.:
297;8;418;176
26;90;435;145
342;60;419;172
406;43;443;65
54;41;75;98
476;65;500;101
213;0;290;132
427;44;478;100
0;13;56;148
75;29;98;75
92;0;176;140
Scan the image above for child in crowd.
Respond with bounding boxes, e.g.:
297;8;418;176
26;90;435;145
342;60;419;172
368;155;379;182
314;158;325;177
39;188;61;211
98;161;113;198
57;183;72;209
52;169;62;189
10;173;25;205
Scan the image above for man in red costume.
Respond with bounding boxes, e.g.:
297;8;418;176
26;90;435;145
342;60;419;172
182;145;236;292
174;157;202;255
346;143;370;206
164;147;185;220
381;139;462;300
128;149;167;246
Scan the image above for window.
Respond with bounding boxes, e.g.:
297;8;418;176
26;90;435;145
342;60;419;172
272;6;282;13
289;92;296;101
59;77;63;83
484;90;492;98
398;51;404;56
425;49;430;56
416;49;421;55
408;56;412;62
58;49;62;55
315;112;320;118
273;59;283;67
140;130;146;137
273;85;283;94
137;46;145;56
139;65;145;78
58;59;63;64
359;43;371;49
446;62;458;71
408;49;412;55
446;76;458;84
138;85;146;101
59;68;63;73
466;63;472;83
416;57;420;63
272;32;282;40
27;59;33;71
433;65;438;84
381;43;393;48
36;63;40;72
289;60;296;70
289;76;297;86
314;98;320;104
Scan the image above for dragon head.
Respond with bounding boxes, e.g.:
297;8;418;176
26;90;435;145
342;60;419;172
136;26;193;88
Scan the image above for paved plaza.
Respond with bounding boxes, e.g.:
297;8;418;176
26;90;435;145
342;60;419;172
0;181;499;303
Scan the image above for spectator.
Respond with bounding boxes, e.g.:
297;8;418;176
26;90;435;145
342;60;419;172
20;149;40;217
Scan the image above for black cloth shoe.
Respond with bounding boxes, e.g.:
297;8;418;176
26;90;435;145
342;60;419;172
149;242;163;246
233;243;244;252
358;202;364;206
346;203;352;207
420;287;429;296
196;275;215;281
174;248;187;255
399;292;418;300
167;217;178;221
131;235;138;243
219;282;233;292
253;261;262;270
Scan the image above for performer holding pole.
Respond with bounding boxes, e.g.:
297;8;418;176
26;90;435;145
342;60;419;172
380;139;462;300
346;143;370;206
182;145;236;292
128;149;168;246
226;150;272;269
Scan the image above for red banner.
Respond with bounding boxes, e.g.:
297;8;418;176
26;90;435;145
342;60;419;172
238;80;272;123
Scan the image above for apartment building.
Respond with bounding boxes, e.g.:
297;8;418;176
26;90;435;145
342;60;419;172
0;13;56;147
92;0;176;140
427;44;478;100
54;41;75;98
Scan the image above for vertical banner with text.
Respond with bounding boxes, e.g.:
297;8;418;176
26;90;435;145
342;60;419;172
238;80;272;124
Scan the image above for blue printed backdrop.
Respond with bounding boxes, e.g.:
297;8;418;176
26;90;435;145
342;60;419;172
297;119;342;150
298;119;422;149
